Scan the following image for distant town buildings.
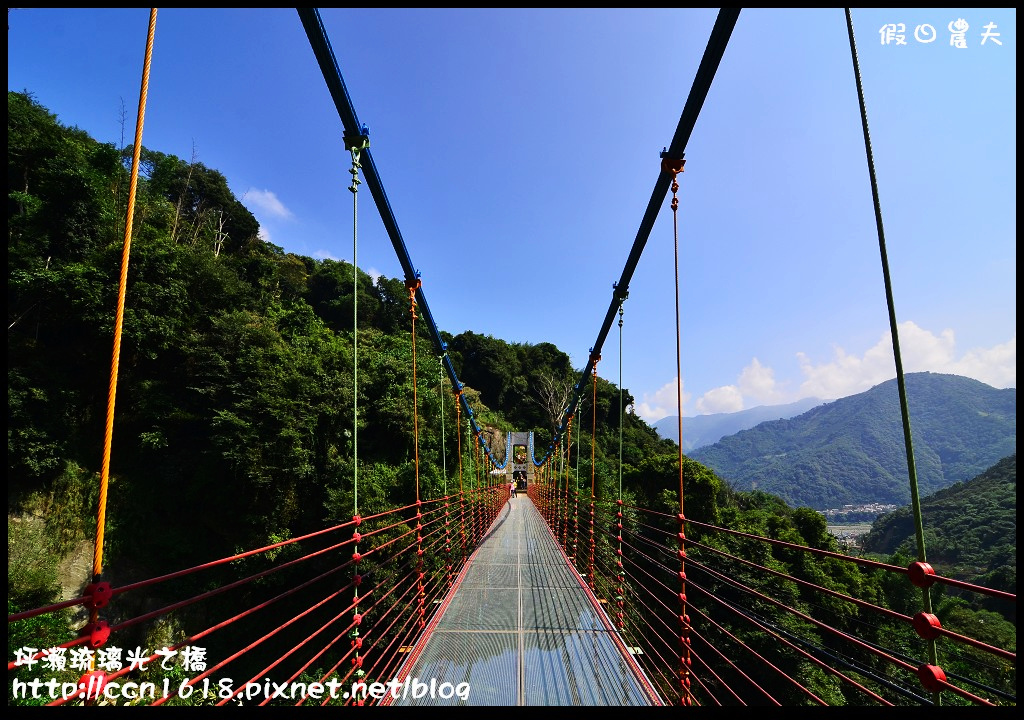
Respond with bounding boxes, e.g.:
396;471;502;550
821;503;901;549
821;503;899;520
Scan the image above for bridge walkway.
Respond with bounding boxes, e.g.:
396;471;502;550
389;494;662;706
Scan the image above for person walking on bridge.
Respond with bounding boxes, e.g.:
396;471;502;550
510;479;517;499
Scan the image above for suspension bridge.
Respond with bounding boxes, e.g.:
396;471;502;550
7;8;1015;707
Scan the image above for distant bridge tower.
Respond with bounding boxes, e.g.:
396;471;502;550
506;431;535;491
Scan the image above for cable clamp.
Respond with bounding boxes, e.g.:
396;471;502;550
660;148;685;175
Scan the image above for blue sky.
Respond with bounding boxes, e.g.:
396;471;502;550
8;8;1016;423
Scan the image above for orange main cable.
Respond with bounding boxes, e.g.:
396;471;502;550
407;279;422;503
406;279;426;630
94;7;158;587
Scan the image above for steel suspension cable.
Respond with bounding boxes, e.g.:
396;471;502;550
665;158;686;508
589;358;599;589
439;357;451;588
405;277;426;630
344;126;370;689
471;429;480;543
615;302;627;629
345;136;366;516
406;279;422;505
663;155;692;706
843;6;938;694
93;5;157;589
617;302;625;504
573;410;581;561
547;9;740;464
298;8;499;465
456;398;465;563
562;416;574;549
439;357;447;496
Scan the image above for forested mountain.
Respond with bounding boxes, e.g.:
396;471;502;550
690;373;1015;510
653;396;825;451
861;455;1016;596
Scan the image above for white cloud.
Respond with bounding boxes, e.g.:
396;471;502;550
736;357;785;406
313;249;342;261
948;336;1016;388
891;324;1016;389
695;385;744;415
241;188;294;220
795;341;889;401
898;322;958;370
636;378;689;422
650;322;1016;421
796;322;1017;400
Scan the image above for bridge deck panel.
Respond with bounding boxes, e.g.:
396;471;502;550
391;496;659;706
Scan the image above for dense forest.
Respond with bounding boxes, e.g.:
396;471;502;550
7;90;1015;706
862;454;1016;618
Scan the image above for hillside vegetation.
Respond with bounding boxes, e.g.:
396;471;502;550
862;454;1016;613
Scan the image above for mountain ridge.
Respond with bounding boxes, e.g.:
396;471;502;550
653;396;826;451
687;372;1015;510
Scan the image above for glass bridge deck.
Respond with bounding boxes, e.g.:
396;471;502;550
389;495;662;706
